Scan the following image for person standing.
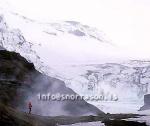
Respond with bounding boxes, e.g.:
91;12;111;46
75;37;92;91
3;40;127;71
28;102;32;114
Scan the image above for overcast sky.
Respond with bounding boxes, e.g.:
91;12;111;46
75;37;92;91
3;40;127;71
4;0;150;60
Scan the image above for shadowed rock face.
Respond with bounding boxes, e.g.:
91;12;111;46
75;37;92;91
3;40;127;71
0;50;104;116
139;94;150;111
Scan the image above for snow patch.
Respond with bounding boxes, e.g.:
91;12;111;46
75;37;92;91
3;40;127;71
59;121;105;126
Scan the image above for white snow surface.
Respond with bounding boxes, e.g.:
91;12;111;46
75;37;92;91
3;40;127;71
59;121;105;126
90;101;142;114
0;1;125;79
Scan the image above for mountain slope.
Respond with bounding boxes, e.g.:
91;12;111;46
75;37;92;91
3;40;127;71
0;50;104;116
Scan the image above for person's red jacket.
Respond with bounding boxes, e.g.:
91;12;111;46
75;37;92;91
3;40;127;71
28;102;32;109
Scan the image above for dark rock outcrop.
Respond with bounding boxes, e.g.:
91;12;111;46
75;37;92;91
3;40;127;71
139;94;150;111
0;50;104;116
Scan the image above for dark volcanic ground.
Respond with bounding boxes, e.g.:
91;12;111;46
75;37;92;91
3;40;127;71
0;103;148;126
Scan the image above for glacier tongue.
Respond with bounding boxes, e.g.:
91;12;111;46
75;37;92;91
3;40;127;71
52;63;150;113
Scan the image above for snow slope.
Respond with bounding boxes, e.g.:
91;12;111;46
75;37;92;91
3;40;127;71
59;121;105;126
0;1;119;77
0;7;114;61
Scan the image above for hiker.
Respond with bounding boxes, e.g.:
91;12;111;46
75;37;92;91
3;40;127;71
28;102;32;114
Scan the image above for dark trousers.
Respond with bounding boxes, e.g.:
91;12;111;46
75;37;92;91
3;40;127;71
29;108;31;114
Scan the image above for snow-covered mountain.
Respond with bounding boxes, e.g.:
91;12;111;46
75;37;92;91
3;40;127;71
0;2;120;77
0;14;50;74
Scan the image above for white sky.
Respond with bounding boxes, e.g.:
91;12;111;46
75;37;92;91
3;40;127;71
4;0;150;59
